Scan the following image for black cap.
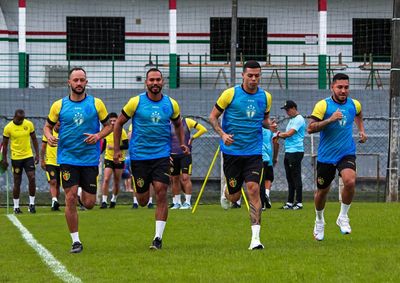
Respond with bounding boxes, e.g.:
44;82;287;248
281;100;297;110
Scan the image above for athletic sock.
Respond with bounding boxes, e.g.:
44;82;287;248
133;197;138;204
70;232;80;244
13;198;20;209
77;187;82;198
339;203;351;218
251;224;261;240
29;196;35;205
237;197;242;206
148;197;153;205
111;194;117;202
155;220;166;239
316;209;325;222
265;189;270;197
185;194;191;204
52;197;58;202
174;195;181;205
102;195;108;203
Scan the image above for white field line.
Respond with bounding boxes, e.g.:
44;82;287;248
7;214;82;283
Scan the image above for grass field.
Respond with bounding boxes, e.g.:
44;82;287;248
1;202;399;283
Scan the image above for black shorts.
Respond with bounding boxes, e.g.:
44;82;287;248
46;165;60;185
316;155;356;189
223;153;263;194
104;159;124;170
261;162;274;183
60;164;99;194
170;154;192;176
11;157;35;175
131;157;170;194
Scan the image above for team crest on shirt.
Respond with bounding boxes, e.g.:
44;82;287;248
151;111;161;123
14;168;21;174
317;177;324;186
228;178;237;188
246;105;256;118
62;171;70;181
73;112;84;126
136;178;145;188
338;109;348;127
24;126;28;131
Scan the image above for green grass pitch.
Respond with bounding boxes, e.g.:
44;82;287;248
1;202;399;282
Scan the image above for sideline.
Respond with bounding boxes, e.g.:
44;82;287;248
7;214;82;283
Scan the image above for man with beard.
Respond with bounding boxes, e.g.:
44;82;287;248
43;67;112;253
209;60;272;250
1;109;40;214
113;68;189;250
308;73;367;241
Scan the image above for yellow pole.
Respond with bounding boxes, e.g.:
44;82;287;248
241;187;249;211
192;146;220;214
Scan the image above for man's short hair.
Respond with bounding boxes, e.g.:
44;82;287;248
332;73;349;83
108;112;118;119
146;68;162;79
243;60;261;72
68;67;87;79
14;109;25;117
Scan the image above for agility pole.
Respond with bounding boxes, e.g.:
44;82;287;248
192;145;220;213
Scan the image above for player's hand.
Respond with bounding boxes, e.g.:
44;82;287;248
188;138;193;146
273;158;278;166
113;150;122;164
40;159;46;170
0;159;8;170
358;131;367;143
84;133;100;144
180;144;190;155
47;135;58;147
222;133;234;145
329;109;343;122
34;154;39;165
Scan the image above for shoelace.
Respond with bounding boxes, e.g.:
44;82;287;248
339;217;350;228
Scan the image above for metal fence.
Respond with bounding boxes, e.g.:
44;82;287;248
0;53;391;90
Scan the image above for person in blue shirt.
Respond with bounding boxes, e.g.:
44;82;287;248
209;60;272;250
308;73;367;241
113;68;189;250
277;100;306;210
44;67;113;253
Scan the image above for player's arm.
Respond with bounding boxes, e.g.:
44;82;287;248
209;88;234;145
277;128;296;139
114;97;137;163
262;91;274;129
40;139;47;170
170;99;189;154
307;100;342;134
44;100;61;147
84;98;112;144
187;118;207;145
1;136;9;169
272;137;280;166
30;131;40;164
353;100;367;143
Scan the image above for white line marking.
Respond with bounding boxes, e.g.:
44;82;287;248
7;214;82;283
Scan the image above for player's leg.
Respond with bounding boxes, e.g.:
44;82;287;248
336;156;357;234
100;161;113;208
131;160;151;207
46;165;60;210
170;176;181;209
282;153;295;209
79;166;98;209
179;155;193;209
11;160;23;214
110;167;123;208
149;157;171;250
24;157;36;213
221;153;243;209
313;162;336;241
243;155;264;250
291;152;304;210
